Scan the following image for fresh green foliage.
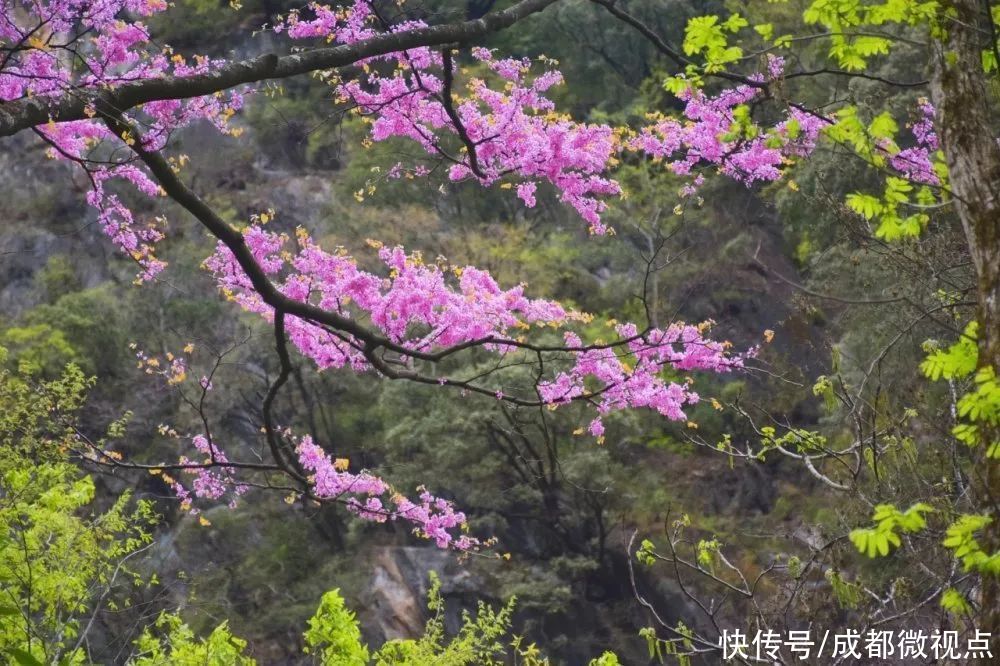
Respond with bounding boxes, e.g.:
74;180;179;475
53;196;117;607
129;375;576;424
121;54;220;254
371;572;514;665
636;539;657;566
2;287;128;377
802;0;940;69
824;570;863;609
940;587;973;616
0;355;156;666
683;14;747;71
303;589;370;665
922;322;981;382
131;616;256;666
849;503;933;557
130;574;619;665
923;322;1000;453
0;371;625;666
919;324;1000;574
639;625;694;666
695;538;721;571
943;514;1000;576
759;426;828;457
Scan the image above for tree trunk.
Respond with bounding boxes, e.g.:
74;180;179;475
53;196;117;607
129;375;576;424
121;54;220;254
930;0;1000;638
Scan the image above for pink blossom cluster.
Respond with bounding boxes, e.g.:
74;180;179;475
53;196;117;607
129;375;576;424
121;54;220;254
172;434;249;513
626;62;825;187
35;119;169;279
3;0;243;279
296;435;477;550
204;226;572;370
0;0;165;102
205;224;747;429
887;99;940;185
277;4;621;233
539;322;749;438
275;0;372;41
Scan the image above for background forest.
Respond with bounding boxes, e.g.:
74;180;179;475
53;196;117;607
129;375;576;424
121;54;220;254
0;0;993;663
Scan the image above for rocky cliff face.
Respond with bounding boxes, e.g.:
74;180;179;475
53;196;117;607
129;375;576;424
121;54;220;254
360;547;483;642
0;136;108;316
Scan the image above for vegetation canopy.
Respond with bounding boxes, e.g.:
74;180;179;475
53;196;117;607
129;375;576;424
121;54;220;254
2;0;1000;661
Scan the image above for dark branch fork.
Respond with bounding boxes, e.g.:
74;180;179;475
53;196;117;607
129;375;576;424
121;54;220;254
439;47;486;179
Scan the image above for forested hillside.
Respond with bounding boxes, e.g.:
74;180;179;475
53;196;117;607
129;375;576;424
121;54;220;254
2;0;998;663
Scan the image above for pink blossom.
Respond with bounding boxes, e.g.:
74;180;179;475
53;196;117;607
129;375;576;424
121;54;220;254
296;435;477;550
887;100;940;185
626;61;825;192
206;226;747;430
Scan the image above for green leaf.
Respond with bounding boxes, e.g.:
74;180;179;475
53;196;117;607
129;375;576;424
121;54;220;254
723;14;749;33
683;16;722;56
868;112;898;139
941;588;972;616
9;649;44;666
846;193;883;219
854;35;891;57
774;34;793;48
664;76;692;95
884;176;913;203
921;322;978;380
983;48;997;73
303;588;370;663
754;23;774;41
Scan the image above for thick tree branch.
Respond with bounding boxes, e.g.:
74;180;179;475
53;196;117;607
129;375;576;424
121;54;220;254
440;47;485;178
261;310;307;484
0;0;558;137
